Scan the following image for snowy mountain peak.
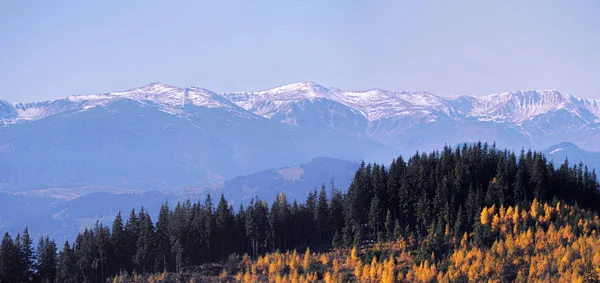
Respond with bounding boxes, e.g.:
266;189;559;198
5;83;600;130
254;82;330;100
67;83;235;110
266;81;326;93
466;89;598;123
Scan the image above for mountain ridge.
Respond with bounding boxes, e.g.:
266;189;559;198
3;82;599;124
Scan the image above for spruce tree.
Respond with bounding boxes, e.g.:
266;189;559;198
20;227;35;282
111;211;125;273
56;241;78;283
0;233;17;282
316;185;330;247
37;237;57;283
155;202;172;273
134;208;155;275
384;209;393;240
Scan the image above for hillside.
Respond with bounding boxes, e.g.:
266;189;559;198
1;143;598;282
171;200;600;282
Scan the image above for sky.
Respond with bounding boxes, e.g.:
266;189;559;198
1;0;599;103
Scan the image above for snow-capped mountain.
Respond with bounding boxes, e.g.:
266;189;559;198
450;90;600;123
2;82;249;124
225;83;600;151
5;82;598;132
0;100;17;121
0;82;393;192
1;82;599;192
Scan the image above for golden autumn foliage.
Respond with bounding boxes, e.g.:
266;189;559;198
443;199;600;282
223;200;600;283
114;199;600;282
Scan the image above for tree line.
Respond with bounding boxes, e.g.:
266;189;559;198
1;142;598;282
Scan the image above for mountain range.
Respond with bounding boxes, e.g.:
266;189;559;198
1;82;600;192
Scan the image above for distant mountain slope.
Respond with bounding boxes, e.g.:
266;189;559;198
216;157;360;205
1;82;600;191
0;190;174;242
543;142;600;173
0;84;392;191
0;157;359;242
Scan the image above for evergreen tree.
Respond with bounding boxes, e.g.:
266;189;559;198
369;196;383;237
155;202;172;273
134;208;156;275
19;227;35;282
56;241;78;283
37;237;57;283
123;208;139;272
0;233;18;282
215;194;234;260
316;185;330;247
111;211;125;273
330;188;345;236
384;209;393;240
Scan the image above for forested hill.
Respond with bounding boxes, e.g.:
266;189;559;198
1;142;599;282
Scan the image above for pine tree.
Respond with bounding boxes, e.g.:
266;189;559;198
204;194;215;263
384;209;393;240
93;221;110;282
330;188;345;237
215;194;234;260
317;185;330;247
369;196;382;238
0;233;18;282
56;241;78;283
123;208;139;272
156;202;172;273
37;237;57;283
20;227;35;282
134;208;156;275
111;211;126;273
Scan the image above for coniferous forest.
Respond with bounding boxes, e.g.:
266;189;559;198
2;142;600;282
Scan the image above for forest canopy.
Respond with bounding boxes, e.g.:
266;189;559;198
1;142;599;282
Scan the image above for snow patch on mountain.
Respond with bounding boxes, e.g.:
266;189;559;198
6;83;246;124
5;82;600;134
465;90;594;123
549;148;563;154
225;83;458;122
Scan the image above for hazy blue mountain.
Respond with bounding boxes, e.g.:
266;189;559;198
0;189;176;243
3;82;600;193
0;84;392;191
0;157;360;241
2;82;599;193
543;142;600;173
215;156;360;206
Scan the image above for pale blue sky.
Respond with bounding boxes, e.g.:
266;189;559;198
1;0;599;102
